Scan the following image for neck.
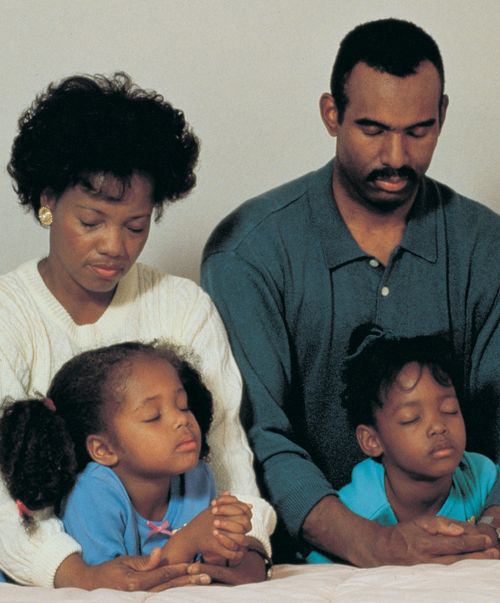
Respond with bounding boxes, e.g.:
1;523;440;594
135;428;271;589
38;257;114;325
113;468;171;521
332;165;417;265
383;464;452;522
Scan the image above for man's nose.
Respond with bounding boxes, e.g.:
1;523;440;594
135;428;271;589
380;132;409;170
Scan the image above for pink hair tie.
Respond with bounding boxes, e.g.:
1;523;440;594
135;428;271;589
16;500;32;519
42;397;56;412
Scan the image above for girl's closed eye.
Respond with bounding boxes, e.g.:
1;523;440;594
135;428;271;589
399;415;420;425
441;404;459;415
143;413;161;423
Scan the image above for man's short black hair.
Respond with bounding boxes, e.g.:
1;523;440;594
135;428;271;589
331;18;445;122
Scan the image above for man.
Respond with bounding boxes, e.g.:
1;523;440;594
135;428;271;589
202;19;500;565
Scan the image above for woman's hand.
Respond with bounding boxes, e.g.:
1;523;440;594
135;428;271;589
187;540;268;585
54;551;211;591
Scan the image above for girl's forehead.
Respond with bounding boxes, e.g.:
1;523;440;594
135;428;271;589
393;361;423;392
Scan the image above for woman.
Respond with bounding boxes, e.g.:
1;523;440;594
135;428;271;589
0;73;275;590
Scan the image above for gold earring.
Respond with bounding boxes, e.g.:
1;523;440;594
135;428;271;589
38;206;53;227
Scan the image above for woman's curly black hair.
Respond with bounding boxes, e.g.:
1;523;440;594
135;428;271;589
8;72;199;220
341;324;463;430
0;341;213;521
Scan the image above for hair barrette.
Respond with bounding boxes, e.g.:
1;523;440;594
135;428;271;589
16;499;32;519
42;397;56;412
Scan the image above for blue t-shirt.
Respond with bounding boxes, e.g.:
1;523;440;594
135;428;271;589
62;461;216;564
308;451;498;563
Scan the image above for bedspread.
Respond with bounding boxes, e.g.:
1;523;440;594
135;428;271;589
0;560;499;602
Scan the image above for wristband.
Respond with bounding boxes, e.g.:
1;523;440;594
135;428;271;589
247;547;273;580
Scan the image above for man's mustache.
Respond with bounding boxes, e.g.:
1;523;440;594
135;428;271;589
368;166;417;181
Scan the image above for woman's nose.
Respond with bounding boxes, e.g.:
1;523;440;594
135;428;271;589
99;226;126;257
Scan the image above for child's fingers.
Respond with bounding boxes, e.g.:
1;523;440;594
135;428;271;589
212;494;253;510
212;502;253;519
214;528;250;549
211;531;247;560
143;546;163;570
214;515;252;534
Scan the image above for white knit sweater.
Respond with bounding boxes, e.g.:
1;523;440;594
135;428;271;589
0;260;276;586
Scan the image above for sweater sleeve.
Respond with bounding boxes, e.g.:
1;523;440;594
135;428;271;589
174;278;277;555
201;251;336;538
0;349;81;586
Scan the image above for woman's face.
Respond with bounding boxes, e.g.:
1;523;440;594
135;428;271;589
42;173;154;303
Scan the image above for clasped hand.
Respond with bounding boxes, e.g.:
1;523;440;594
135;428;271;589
159;491;252;566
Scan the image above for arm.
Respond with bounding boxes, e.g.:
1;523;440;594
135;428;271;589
177;280;277;554
201;251;336;539
303;495;498;566
0;350;82;586
202;251;498;565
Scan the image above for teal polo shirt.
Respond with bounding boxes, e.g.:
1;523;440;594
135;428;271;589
202;161;500;540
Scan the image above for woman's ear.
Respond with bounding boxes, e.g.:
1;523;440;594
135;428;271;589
355;424;384;458
86;434;119;467
319;93;340;137
40;189;57;211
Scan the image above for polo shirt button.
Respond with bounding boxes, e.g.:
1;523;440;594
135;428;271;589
381;286;390;297
369;258;380;268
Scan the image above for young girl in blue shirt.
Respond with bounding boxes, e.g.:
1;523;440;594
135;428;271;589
0;341;252;569
309;325;498;563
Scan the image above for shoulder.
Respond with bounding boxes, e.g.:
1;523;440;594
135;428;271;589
338;459;393;522
65;463;130;509
426;178;500;241
203;166;324;259
135;263;209;304
0;260;38;309
459;451;498;482
133;263;214;319
338;459;385;500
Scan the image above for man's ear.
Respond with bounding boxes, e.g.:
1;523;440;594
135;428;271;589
319;93;340;137
86;434;119;467
355;424;384;458
439;94;449;131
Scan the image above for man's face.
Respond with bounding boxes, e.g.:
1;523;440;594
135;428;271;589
323;60;447;211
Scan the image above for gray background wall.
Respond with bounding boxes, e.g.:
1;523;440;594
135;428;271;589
1;0;498;283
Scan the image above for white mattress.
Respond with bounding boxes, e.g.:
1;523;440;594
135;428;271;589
1;560;499;602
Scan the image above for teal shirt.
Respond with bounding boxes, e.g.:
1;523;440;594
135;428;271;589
202;161;500;542
339;452;498;525
308;452;498;563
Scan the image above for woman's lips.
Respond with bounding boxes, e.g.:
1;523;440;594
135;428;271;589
89;264;124;279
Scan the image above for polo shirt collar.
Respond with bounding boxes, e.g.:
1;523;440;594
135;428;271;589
309;162;438;268
309;162;366;270
399;178;438;263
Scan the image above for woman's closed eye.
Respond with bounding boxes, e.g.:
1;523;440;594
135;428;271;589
80;220;99;229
